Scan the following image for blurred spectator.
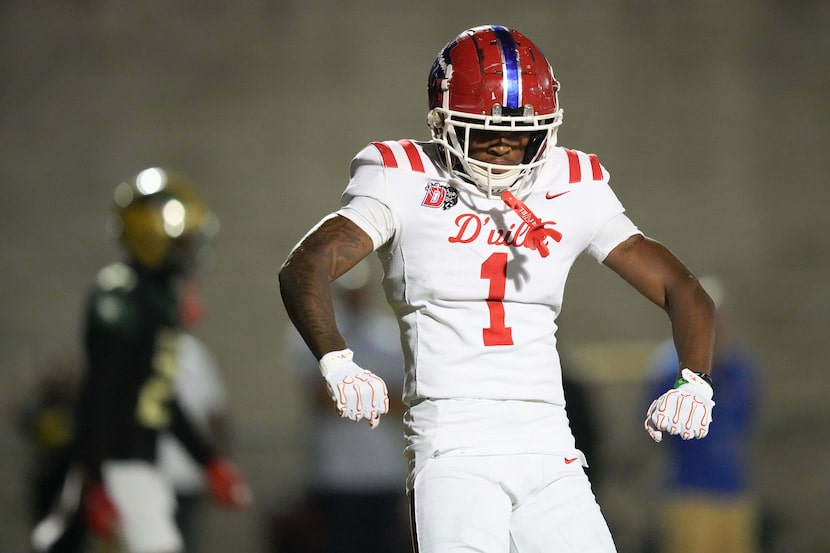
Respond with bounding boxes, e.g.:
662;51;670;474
274;261;409;553
644;275;761;553
16;361;87;553
36;168;251;553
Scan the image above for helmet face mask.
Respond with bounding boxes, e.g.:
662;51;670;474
113;168;218;274
427;25;564;198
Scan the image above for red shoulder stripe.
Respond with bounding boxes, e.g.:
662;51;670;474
399;139;425;173
564;148;603;183
564;148;580;183
588;154;602;180
371;142;398;168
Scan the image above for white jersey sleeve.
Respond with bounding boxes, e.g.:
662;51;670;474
587;212;642;262
333;142;400;250
338;196;395;251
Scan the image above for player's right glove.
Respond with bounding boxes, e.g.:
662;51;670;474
645;368;715;442
319;348;389;428
82;481;119;540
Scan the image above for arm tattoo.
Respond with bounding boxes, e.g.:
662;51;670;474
279;216;374;359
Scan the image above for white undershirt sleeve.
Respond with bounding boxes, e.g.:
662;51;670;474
336;195;396;251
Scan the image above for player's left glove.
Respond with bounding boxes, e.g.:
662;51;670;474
645;368;714;442
205;458;252;508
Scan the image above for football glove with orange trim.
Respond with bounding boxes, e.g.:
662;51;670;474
645;368;714;442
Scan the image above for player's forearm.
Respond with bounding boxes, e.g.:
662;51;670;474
605;235;716;376
665;278;716;376
280;215;374;359
279;252;347;360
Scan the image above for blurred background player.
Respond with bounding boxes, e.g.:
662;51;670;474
157;278;235;553
16;359;87;553
644;275;761;553
40;168;251;553
275;260;409;553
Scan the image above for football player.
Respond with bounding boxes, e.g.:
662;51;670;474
279;25;716;553
64;168;250;553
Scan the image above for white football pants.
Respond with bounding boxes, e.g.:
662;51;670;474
102;460;183;553
410;453;617;553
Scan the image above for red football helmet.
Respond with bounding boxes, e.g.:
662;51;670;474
427;25;563;198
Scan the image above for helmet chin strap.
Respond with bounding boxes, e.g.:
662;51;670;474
467;163;524;197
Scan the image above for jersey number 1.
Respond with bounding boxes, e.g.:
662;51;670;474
481;253;514;346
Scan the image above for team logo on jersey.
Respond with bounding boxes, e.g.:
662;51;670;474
421;183;458;210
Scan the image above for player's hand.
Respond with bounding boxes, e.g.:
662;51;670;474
645;368;714;442
82;481;119;539
319;349;389;428
205;458;253;508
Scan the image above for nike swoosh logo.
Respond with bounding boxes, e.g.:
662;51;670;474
546;191;570;200
564;457;579;464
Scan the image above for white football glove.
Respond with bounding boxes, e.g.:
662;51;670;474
645;368;714;442
319;349;389;428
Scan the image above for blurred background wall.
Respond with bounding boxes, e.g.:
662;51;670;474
1;1;827;552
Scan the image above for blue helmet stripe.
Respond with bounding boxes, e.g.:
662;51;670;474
492;25;520;108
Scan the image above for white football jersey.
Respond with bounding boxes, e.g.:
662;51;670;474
336;139;641;467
